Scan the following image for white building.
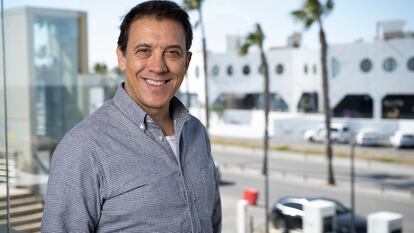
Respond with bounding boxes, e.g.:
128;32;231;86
180;21;414;139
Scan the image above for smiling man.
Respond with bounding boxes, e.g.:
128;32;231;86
41;1;222;232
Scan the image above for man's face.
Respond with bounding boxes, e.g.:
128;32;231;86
117;17;191;114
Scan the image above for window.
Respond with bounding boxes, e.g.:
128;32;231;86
331;57;340;78
360;58;372;73
407;57;414;72
313;64;317;74
212;65;219;76
383;57;397;72
297;92;318;112
212;93;289;112
304;64;308;75
275;63;284;75
333;95;373;118
382;95;414;119
284;202;303;210
227;65;233;76
242;65;250;75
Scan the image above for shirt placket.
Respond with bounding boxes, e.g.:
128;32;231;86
145;120;197;233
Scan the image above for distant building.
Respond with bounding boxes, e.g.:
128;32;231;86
3;7;120;172
180;20;414;138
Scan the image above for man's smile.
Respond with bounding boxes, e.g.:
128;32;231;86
143;78;171;86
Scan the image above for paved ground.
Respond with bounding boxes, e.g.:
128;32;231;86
211;136;414;164
212;139;414;233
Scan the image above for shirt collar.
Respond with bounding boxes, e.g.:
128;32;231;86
113;83;190;129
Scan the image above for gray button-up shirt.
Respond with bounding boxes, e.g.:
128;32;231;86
41;85;222;233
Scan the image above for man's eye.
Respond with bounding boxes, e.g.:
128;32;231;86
136;48;150;55
165;50;182;58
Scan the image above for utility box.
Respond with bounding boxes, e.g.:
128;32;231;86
368;211;403;233
303;200;336;233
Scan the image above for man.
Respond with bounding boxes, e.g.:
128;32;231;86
41;1;222;232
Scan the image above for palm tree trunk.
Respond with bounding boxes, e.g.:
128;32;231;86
319;21;335;186
198;7;210;129
260;48;270;232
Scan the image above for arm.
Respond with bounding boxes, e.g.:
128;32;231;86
211;164;222;233
204;130;222;232
41;133;102;233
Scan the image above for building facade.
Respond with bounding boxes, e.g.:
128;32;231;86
180;22;414;138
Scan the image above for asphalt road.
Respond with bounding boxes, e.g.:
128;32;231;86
213;145;414;196
219;169;414;233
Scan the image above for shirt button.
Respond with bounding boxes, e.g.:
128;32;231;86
159;136;164;141
139;123;145;130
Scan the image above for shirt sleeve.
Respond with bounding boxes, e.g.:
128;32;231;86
211;163;222;233
41;133;103;233
205;130;222;233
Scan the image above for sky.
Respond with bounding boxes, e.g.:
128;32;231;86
5;0;414;70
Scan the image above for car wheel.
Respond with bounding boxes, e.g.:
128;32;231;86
308;137;314;142
275;218;289;233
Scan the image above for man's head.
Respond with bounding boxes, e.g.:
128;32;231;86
117;0;193;55
116;1;193;117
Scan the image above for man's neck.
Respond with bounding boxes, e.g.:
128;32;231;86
143;105;174;136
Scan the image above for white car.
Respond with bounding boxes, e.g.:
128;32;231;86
304;123;351;144
390;131;414;148
355;128;383;146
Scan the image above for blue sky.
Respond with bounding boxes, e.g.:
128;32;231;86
5;0;414;69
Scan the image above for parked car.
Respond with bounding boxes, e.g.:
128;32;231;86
304;123;351;143
271;196;367;233
390;130;414;148
355;128;383;146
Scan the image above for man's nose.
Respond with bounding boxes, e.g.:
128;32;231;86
148;53;167;73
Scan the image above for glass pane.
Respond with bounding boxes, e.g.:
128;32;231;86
1;0;11;230
2;4;121;232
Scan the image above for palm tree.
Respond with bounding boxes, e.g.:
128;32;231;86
239;23;270;233
93;62;108;75
291;0;335;185
183;0;210;129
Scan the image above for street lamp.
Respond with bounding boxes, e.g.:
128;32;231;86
350;142;356;233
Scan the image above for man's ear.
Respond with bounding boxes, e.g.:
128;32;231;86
116;47;126;71
185;52;192;72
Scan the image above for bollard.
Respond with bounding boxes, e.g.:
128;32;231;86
368;211;403;233
237;199;248;233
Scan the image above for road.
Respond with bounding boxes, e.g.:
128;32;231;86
219;170;414;233
212;145;414;232
213;144;414;195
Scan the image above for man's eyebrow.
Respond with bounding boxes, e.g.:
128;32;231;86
165;45;184;52
133;43;151;51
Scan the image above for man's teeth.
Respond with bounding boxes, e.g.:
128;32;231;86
145;79;167;86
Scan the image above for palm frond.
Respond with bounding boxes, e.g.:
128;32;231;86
182;0;201;11
239;23;266;55
303;0;323;21
239;43;250;56
291;10;309;24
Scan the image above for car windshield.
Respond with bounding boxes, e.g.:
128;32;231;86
319;198;349;214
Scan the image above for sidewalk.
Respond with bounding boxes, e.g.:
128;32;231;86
211;135;414;166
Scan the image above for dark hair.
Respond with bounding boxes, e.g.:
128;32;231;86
117;0;193;54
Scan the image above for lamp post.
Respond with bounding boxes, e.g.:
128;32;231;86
350;142;356;233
